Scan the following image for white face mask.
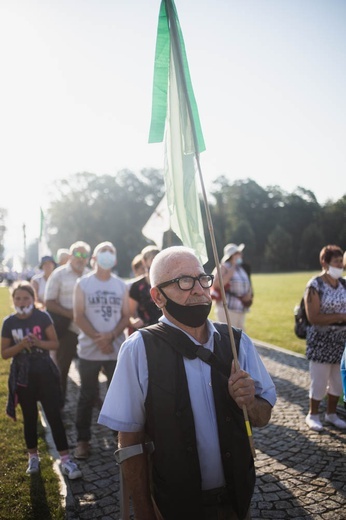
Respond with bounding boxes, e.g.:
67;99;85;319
96;250;116;270
327;266;344;280
15;304;34;315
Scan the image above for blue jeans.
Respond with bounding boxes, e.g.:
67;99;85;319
76;358;116;442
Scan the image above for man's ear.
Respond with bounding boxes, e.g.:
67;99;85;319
150;287;165;309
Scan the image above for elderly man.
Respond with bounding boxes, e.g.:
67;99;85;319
98;246;276;520
45;240;91;404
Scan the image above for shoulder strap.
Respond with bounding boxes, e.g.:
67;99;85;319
141;322;240;378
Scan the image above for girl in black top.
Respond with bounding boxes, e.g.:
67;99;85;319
1;281;82;479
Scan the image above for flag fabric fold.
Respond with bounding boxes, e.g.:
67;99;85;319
142;195;170;250
149;0;208;265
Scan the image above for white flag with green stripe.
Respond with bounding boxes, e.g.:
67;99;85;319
149;0;208;264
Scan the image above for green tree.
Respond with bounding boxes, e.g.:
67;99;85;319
320;196;346;249
297;223;325;270
29;171;344;276
263;225;293;272
45;170;164;276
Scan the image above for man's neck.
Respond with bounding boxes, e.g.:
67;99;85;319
95;269;112;281
164;313;209;344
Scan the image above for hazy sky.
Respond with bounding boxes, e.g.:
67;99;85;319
1;0;345;257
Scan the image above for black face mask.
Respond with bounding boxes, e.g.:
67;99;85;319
159;288;212;327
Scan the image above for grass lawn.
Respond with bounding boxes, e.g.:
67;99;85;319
245;271;319;355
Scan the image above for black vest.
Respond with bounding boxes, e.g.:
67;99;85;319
141;322;255;520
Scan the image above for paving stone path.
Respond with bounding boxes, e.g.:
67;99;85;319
52;342;346;519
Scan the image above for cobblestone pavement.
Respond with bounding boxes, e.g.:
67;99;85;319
52;342;346;520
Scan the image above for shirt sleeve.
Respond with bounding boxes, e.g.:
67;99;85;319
98;331;149;432
238;332;277;407
129;279;140;301
44;270;60;300
1;316;12;339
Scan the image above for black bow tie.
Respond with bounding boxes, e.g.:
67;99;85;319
144;322;230;378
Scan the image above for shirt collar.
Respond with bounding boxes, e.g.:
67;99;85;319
159;315;220;346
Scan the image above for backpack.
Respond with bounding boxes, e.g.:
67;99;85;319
294;276;346;339
294;277;323;339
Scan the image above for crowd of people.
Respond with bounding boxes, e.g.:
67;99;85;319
1;239;346;519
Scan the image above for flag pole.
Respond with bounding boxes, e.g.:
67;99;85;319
165;0;256;458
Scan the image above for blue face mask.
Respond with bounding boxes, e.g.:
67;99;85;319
235;257;243;266
96;251;116;270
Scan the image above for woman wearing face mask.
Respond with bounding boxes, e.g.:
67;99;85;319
1;281;82;479
304;244;346;432
212;242;253;329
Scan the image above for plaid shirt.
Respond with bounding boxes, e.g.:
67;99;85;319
224;266;251;312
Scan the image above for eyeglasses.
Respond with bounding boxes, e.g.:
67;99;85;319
72;251;89;259
158;274;214;291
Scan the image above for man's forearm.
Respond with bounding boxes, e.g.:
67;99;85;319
46;300;73;319
247;396;272;427
118;432;156;520
112;314;131;340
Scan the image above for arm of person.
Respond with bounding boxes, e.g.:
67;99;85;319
1;335;30;359
305;286;346;326
228;361;272;427
44;273;74;319
28;323;59;351
111;289;131;340
73;282;100;339
128;296;145;330
118;431;157;520
228;332;276;427
31;278;40;301
45;299;74;320
213;262;235;290
1;323;59;360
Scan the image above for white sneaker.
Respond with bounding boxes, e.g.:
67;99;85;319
61;460;82;480
26;456;40;475
305;413;323;432
325;413;346;430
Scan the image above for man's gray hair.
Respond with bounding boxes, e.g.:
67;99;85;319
149;246;198;287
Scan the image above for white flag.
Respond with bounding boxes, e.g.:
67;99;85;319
142;196;170;250
148;0;208;264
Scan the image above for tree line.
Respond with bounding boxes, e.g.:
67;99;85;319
1;170;345;276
